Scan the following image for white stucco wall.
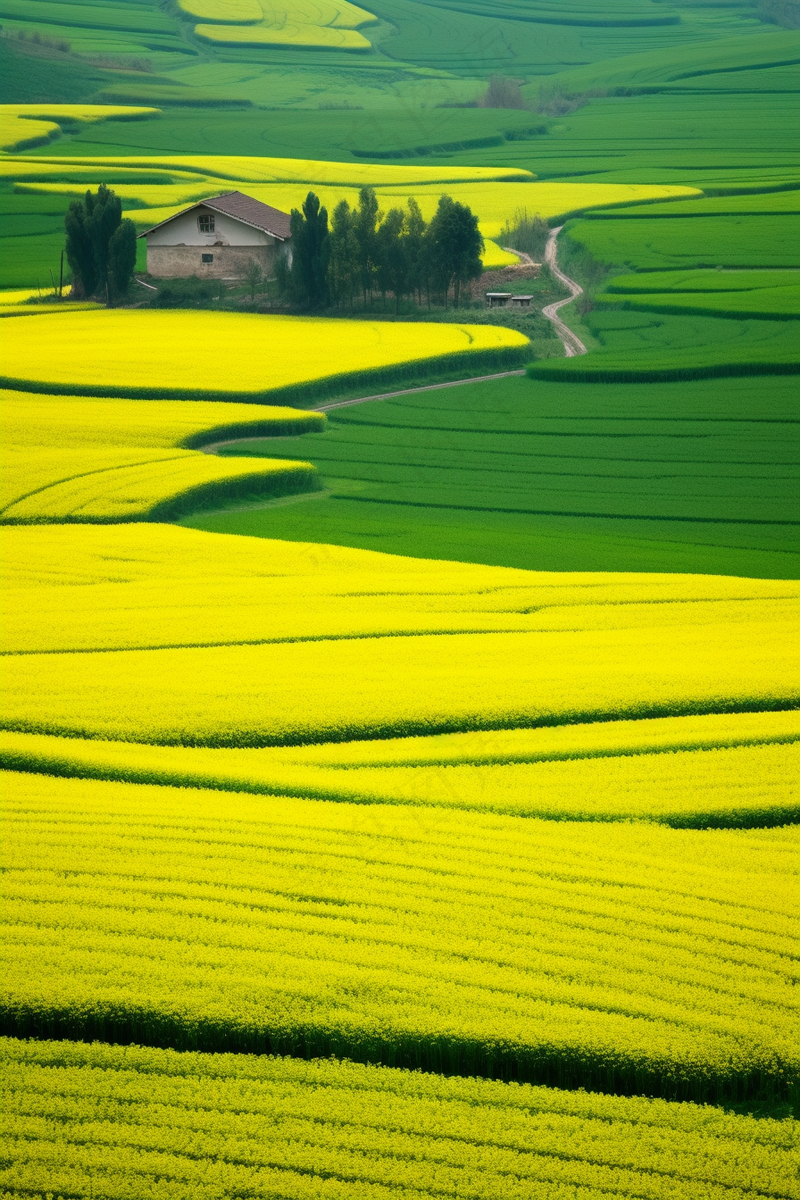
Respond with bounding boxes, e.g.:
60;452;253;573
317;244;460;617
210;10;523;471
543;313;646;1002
146;205;276;248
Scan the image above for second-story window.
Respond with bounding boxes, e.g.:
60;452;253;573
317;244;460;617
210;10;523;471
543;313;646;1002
198;214;215;233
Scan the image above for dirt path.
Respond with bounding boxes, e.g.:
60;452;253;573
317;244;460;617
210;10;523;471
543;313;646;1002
202;240;586;459
312;368;526;413
200;370;527;453
540;227;588;358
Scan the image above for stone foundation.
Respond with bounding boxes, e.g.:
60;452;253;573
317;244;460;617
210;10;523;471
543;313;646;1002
146;243;282;280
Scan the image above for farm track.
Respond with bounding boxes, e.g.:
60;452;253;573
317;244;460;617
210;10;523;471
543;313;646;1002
541;227;588;358
203;231;585;461
199;371;526;455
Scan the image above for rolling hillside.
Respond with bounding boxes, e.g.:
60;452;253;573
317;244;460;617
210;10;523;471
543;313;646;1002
0;1;798;1197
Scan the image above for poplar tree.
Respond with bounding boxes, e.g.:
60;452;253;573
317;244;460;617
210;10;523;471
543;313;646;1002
288;191;330;309
376;207;409;314
405;198;428;306
329;199;359;307
427;194;484;308
354;186;380;306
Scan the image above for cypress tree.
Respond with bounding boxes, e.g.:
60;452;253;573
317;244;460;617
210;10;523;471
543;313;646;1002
64;183;124;300
64;197;96;298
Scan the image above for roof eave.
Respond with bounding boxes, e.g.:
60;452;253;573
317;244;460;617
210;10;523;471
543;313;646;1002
202;199;287;240
136;197;288;240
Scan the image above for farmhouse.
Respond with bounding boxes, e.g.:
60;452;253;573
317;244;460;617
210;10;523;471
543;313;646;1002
138;190;291;280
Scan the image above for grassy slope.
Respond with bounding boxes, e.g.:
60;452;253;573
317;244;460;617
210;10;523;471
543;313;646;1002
184;374;800;578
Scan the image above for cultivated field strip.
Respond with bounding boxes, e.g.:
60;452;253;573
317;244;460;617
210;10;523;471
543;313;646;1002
2;771;798;1100
0;106;160;155
0;450;318;523
0;390;322;523
4;524;797;655
5;617;796;746
0;389;325;449
1;1040;798;1200
231;372;799;578
1;525;797;746
2;717;798;827
0;310;529;401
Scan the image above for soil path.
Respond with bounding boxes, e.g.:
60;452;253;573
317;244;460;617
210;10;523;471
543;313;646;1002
200;370;526;452
202;235;587;457
539;226;588;357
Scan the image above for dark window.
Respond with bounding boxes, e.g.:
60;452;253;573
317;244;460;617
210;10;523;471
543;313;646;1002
198;214;215;233
202;253;213;263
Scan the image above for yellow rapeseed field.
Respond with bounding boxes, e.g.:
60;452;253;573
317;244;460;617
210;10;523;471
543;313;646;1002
196;22;371;48
1;524;797;745
3;718;797;825
2;769;797;1098
0;310;530;399
4;151;699;248
259;0;378;28
481;238;521;267
0;105;159;153
3;154;534;186
0;389;324;449
2;1039;797;1199
177;0;263;20
182;0;377;52
0;390;322;522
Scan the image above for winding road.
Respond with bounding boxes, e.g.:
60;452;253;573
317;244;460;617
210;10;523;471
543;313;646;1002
202;229;586;454
503;227;587;358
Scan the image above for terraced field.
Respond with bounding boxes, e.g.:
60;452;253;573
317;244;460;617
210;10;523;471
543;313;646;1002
0;143;696;288
0;310;529;399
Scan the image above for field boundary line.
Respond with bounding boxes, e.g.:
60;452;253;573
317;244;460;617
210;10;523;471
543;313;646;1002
311;370;527;413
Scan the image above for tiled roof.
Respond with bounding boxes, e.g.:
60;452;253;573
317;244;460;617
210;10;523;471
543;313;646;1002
137;190;292;240
203;191;292;239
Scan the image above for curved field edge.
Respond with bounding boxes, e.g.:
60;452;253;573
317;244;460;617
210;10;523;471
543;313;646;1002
0;726;798;830
527;360;800;383
0;461;322;526
146;463;322;521
0;344;531;405
2;772;797;1108
2;1038;797;1199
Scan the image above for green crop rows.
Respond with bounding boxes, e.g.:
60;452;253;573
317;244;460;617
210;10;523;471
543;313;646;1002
183;374;800;579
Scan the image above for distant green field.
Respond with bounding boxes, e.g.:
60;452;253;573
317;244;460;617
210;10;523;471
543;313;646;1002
532;309;800;380
606;269;800;293
184;374;800;579
595;191;800;217
599;286;800;319
21;105;547;161
565;214;800;270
